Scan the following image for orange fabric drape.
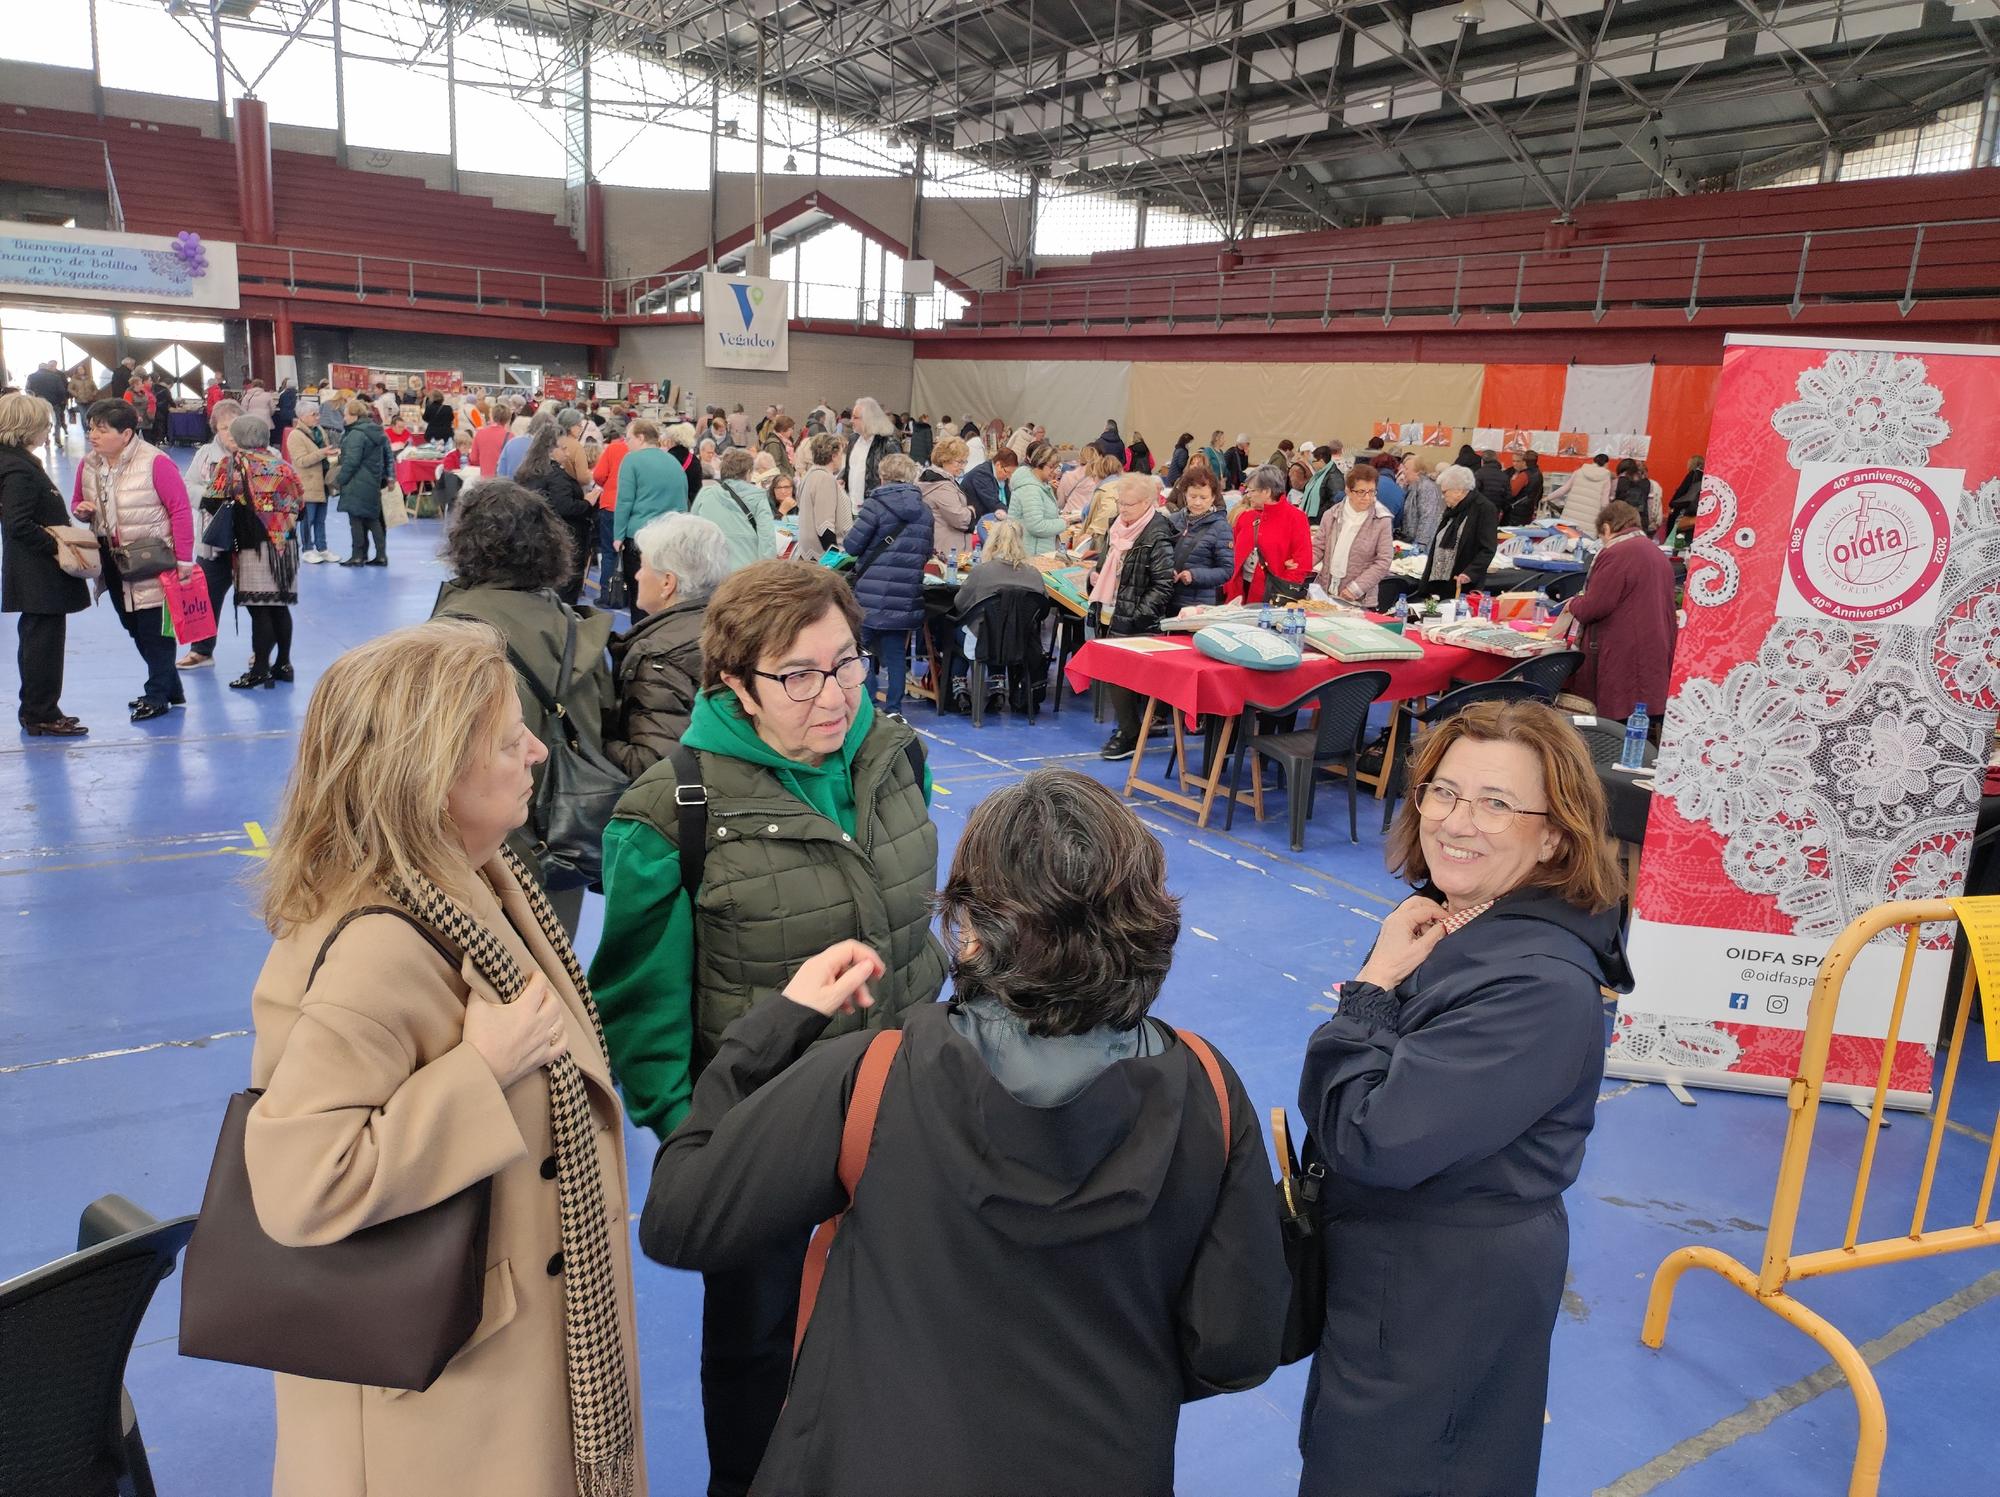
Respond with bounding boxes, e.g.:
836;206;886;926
1475;363;1567;430
1644;365;1722;498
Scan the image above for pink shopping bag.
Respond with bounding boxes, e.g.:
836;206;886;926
160;566;216;645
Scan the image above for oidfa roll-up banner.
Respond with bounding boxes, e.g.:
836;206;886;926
1607;333;2000;1110
703;272;788;372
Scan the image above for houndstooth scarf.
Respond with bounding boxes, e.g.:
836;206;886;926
388;847;636;1497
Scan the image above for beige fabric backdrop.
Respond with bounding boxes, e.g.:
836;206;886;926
1127;361;1487;465
910;360;1132;448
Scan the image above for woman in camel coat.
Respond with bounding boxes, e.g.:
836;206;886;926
243;617;645;1497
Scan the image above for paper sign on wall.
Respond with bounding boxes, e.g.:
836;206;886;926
1947;897;2000;1062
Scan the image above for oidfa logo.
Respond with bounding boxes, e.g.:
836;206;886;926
728;283;764;331
1785;466;1950;624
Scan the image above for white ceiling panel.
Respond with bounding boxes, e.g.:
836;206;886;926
1295;34;1342;74
1392;86;1444;119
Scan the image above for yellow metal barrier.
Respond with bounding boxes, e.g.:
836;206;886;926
1640;899;2000;1497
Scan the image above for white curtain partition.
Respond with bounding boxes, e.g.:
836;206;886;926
1558;362;1656;439
910;360;1132;449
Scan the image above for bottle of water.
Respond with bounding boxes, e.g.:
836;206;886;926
1620;704;1649;769
1259;600;1275;632
1282;606;1306;651
1391;594;1410;626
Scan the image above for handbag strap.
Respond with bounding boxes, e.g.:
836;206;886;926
305;905;460;991
1175;1028;1232;1155
793;1028;904;1361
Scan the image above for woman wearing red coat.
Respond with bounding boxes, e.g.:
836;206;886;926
1560;500;1677;723
1223;464;1313;605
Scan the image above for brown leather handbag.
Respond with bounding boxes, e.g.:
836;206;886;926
178;907;494;1392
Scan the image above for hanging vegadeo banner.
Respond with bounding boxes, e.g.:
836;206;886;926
1607;333;2000;1109
703;272;789;372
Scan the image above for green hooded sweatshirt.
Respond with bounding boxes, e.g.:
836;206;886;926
588;688;933;1137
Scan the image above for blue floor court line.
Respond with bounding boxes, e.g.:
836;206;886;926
5;438;1998;1494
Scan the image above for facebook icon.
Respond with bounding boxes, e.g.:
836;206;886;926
1728;992;1750;1011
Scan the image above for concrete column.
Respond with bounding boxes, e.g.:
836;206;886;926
234;96;276;243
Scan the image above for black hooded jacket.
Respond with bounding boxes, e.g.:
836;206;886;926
1301;885;1630;1221
642;998;1288;1497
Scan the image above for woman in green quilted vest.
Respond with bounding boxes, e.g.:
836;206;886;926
589;557;945;1497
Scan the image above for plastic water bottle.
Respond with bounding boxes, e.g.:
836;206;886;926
1282;606;1306;651
1391;595;1410;625
1259;601;1275;632
1620;704;1649;769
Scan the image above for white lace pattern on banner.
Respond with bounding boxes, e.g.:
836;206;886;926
1613;1013;1743;1071
1685;474;1744;608
1647;350;1997;953
1770;348;1951;468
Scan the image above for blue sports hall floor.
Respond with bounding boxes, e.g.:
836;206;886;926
5;438;1999;1496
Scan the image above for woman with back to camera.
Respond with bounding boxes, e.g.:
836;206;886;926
591;559;947;1496
840;452;934;719
0;391;91;736
209;412;304;690
641;767;1286;1497
1553;499;1678;725
1297;700;1628;1497
244;617;643;1496
432;480;618;939
514;421;596;606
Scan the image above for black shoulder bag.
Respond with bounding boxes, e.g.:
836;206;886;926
180;908;493;1391
445;604;630;891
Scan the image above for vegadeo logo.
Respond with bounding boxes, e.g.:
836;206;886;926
728;282;765;331
1785;467;1949;624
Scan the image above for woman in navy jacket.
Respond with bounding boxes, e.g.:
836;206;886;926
1165;466;1233;610
1298;700;1630;1497
841;452;935;716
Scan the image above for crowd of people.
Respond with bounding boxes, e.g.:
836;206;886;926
0;359;1682;1495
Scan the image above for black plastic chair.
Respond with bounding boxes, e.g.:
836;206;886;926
1542;570;1588;603
1223;671;1393;848
0;1196;196;1497
1379;678;1554;831
1494;648;1586;698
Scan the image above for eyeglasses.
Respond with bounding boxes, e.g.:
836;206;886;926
1414;782;1551;833
753;653;872;702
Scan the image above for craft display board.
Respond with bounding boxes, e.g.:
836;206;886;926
1607;334;2000;1110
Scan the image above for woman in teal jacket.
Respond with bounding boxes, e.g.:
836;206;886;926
1005;441;1067;556
691;447;777;572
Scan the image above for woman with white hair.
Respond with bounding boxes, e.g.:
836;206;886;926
844;396;902;508
1376;462;1499;611
286;399;342;563
603;512;732;775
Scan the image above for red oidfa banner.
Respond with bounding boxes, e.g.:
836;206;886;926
544;375;579;400
1608;334;2000;1108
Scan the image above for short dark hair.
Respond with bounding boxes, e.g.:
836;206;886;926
701;558;863;692
993;448;1020;471
1345;463;1377;491
938;769;1181;1036
443;479;575;591
86;398;138;433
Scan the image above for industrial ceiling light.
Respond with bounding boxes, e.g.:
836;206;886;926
1099;74;1123;109
1453;0;1485;23
539;86;554;108
783;152;798;171
723;118;739;137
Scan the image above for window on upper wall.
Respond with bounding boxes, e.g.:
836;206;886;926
1750;164;1823;191
450;12;569;179
923;149;1030;199
340;0;450;154
815;122;918;178
95;0;221;101
591;50;712;191
1839;100;1985;183
1034;188;1139;255
1142;205;1227;247
220;6;338;129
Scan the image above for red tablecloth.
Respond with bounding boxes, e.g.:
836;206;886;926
1064;631;1506;721
395;456;444;494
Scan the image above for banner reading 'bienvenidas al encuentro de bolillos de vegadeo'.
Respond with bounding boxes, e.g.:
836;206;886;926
1608;332;2000;1110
